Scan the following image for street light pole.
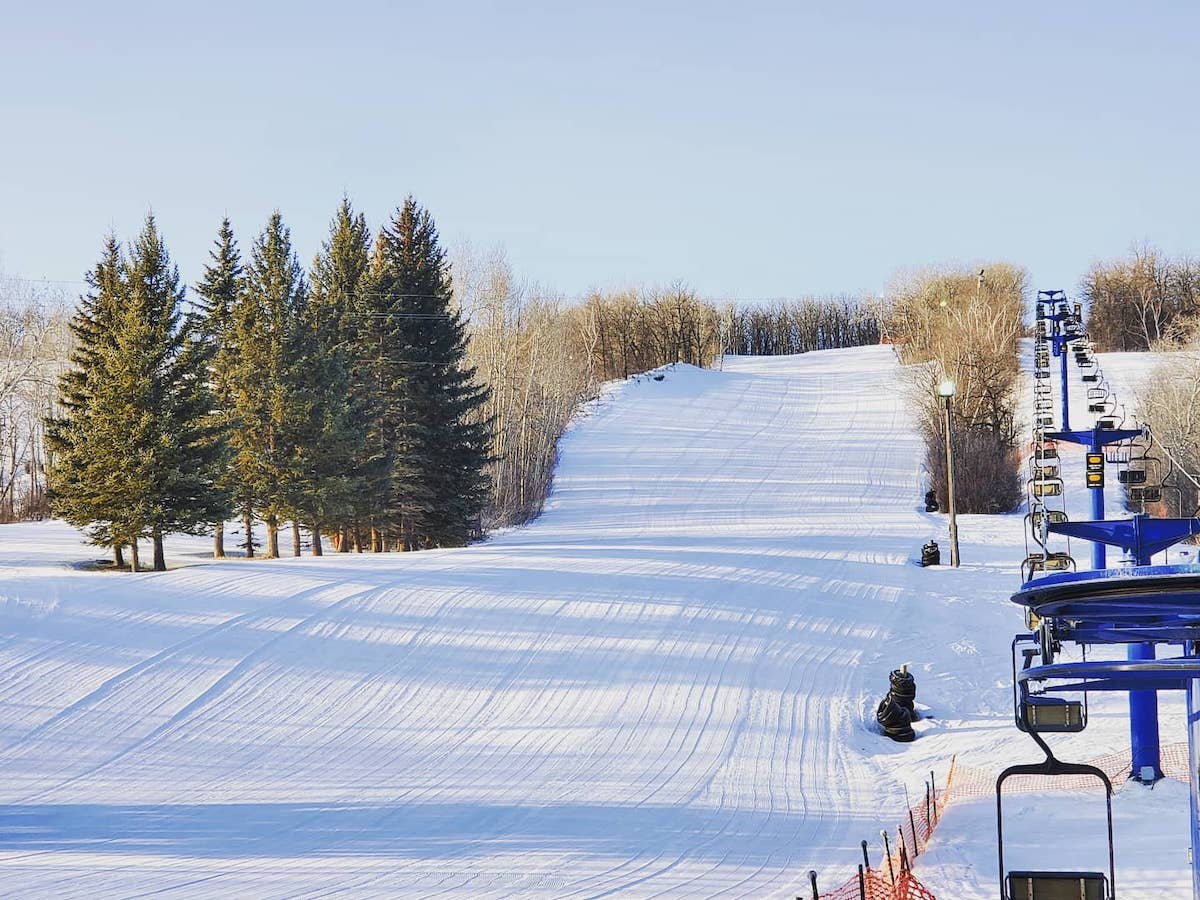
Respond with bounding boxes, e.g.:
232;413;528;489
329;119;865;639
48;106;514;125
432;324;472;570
937;378;960;567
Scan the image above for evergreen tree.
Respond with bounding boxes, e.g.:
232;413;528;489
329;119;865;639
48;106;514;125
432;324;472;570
46;238;128;563
293;199;372;554
193;218;244;558
369;198;491;549
228;212;308;558
48;217;231;570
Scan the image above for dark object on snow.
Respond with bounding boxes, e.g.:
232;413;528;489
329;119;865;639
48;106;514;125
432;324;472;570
920;540;940;567
876;694;915;742
889;668;917;717
876;665;919;742
924;489;939;512
652;374;665;381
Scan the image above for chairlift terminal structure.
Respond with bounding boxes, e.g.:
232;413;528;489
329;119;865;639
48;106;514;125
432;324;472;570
998;291;1200;898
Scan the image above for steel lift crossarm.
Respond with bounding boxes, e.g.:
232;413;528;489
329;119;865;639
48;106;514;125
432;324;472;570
1046;519;1200;567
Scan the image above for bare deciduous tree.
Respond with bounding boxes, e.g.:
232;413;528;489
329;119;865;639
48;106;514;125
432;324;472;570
888;263;1027;513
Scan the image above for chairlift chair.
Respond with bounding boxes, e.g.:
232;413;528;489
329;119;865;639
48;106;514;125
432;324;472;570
1103;446;1130;465
1031;509;1067;531
1081;372;1099;382
1032;479;1063;498
1011;640;1087;734
1129;485;1162;503
1086;387;1107;400
997;740;1114;900
1087;402;1107;413
1021;551;1073;580
1117;469;1147;485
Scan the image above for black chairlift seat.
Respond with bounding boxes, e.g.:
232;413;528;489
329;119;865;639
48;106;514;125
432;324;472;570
1037;415;1054;427
1021;552;1074;582
1081;373;1099;382
1032;465;1059;480
1129;486;1162;503
1020;695;1086;733
1087;403;1106;413
1007;870;1109;900
1032;480;1063;498
1118;469;1147;485
1097;418;1117;430
1031;509;1068;530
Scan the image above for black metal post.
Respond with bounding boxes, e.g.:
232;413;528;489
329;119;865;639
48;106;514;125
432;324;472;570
882;830;895;885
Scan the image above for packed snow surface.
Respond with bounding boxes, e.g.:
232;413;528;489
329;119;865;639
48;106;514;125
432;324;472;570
0;345;1190;897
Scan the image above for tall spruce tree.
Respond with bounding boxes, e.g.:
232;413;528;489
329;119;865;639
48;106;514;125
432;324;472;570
369;198;491;549
47;217;231;570
193;218;243;558
46;238;129;564
228;212;308;558
294;199;372;554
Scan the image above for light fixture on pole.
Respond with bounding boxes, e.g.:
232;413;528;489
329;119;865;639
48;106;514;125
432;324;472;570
936;377;961;567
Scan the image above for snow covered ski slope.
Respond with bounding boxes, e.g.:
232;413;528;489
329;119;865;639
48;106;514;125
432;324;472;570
0;344;1167;897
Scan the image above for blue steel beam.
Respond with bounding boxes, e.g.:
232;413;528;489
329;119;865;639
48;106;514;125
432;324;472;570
1043;427;1142;447
1048;516;1200;563
1018;657;1200;694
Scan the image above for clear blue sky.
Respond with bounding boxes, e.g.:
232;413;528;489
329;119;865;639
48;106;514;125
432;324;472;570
2;2;1197;301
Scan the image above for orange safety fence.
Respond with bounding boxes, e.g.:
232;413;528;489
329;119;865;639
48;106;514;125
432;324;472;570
813;757;955;899
807;742;1191;899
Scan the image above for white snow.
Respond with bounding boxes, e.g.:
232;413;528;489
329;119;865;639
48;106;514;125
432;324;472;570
0;343;1191;897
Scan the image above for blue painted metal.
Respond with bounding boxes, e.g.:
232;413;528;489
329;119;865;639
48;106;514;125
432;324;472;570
1091;436;1106;570
1129;641;1163;779
1015;565;1200;622
1048;515;1200;563
1189;642;1200;898
1018;656;1200;692
1043;427;1142;447
1058;331;1071;431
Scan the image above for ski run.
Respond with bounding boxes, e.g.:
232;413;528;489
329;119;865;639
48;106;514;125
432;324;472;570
0;344;1191;897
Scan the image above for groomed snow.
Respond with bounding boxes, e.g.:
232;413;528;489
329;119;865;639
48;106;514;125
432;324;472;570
0;344;1191;897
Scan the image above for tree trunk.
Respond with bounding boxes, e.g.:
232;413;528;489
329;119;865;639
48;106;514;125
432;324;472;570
214;522;225;559
353;523;363;553
312;525;323;556
292;521;301;557
266;514;280;558
152;529;166;572
339;525;350;553
129;540;140;573
114;544;125;569
244;506;255;558
371;526;382;553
